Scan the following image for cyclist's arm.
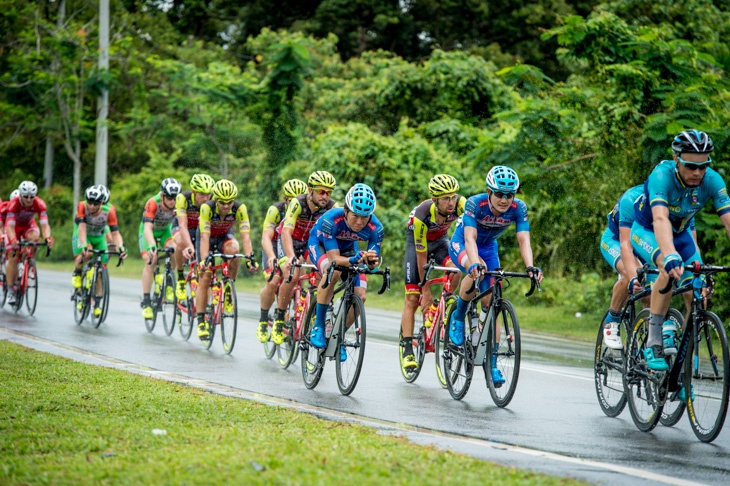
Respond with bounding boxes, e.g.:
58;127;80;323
719;211;730;240
516;230;534;268
412;216;429;285
651;205;679;276
261;205;280;260
198;204;212;266
176;194;193;249
235;204;253;256
463;226;480;272
142;198;158;250
281;199;302;260
619;226;639;280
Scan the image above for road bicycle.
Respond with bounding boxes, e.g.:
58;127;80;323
399;259;457;386
198;252;255;354
442;268;539;407
175;258;198;341
273;260;319;369
594;265;684;424
300;262;390;395
143;247;177;335
5;241;50;315
0;242;9;308
624;262;730;442
72;248;123;328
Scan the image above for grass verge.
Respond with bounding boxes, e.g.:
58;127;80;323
0;341;584;485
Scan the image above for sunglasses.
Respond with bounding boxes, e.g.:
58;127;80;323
22;195;35;200
493;191;515;200
163;194;177;201
678;155;711;171
313;189;332;196
86;200;101;206
217;199;234;206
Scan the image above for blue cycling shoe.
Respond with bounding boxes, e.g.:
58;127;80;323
491;367;505;387
310;327;326;349
340;345;347;362
678;385;694;403
449;318;465;346
644;345;669;371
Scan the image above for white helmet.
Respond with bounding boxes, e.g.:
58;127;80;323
160;178;182;197
9;189;20;200
18;180;38;197
85;185;108;203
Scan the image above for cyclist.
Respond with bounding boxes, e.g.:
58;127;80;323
0;190;19;246
258;179;308;341
307;183;384;359
139;178;181;319
196;179;259;340
447;166;543;385
631;129;730;371
4;181;55;306
71;185;127;317
399;174;466;371
264;170;337;346
172;173;215;300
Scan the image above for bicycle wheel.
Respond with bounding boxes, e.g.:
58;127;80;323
161;270;177;336
443;301;473;400
660;308;686;427
485;300;521;408
90;267;110;329
594;310;628;418
624;309;663;432
144;269;160;333
399;326;425;383
301;297;325;389
74;265;92;324
0;260;7;308
433;301;449;388
220;279;238;354
336;294;366;396
263;299;278;359
685;311;730;443
178;276;195;341
277;290;301;369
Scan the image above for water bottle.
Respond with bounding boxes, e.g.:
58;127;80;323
154;273;163;294
424;301;438;328
211;282;220;305
662;320;678;356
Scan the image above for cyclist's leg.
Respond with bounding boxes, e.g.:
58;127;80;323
259;249;280;343
309;242;339;348
400;233;421;362
222;230;240;280
89;235;107;312
6;225;33;302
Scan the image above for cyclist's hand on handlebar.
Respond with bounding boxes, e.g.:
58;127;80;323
119;245;128;260
182;246;195;260
198;260;212;273
45;236;55;249
526;265;543;283
663;253;684;281
628;276;642;295
467;263;484;279
363;250;379;267
245;259;260;274
279;256;294;272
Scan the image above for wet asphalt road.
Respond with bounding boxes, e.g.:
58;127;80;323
1;270;729;485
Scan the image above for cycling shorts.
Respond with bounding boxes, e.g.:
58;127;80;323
448;238;499;292
404;231;451;295
138;223;173;254
72;233;109;263
630;222;700;286
308;242;366;289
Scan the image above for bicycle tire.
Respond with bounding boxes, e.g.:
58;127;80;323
90;266;108;328
74;265;92;324
433;301;449;388
0;260;7;308
220;279;238;354
399;328;424;384
145;268;160;333
263;298;278;359
624;308;663;433
12;261;25;312
277;289;302;369
485;300;521;408
443;300;473;400
161;270;177;336
24;258;38;315
301;295;324;389
685;311;730;443
179;275;196;341
660;308;686;427
594;310;628;418
336;294;366;396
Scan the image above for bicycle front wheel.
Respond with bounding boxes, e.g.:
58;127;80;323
399;327;424;384
277;290;300;369
179;276;196;341
485;300;521;408
0;260;7;308
594;310;627;418
220;279;238;354
624;309;663;433
90;267;110;329
161;270;177;336
263;300;277;359
433;302;449;388
336;294;366;396
24;259;38;315
685;311;730;443
660;308;686;427
443;301;473;400
144;270;160;333
301;297;324;389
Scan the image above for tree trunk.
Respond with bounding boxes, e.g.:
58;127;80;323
43;135;54;188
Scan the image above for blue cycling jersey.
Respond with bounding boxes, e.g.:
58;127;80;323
634;160;730;232
309;207;384;255
451;193;529;246
607;185;643;237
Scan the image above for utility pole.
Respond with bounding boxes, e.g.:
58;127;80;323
94;0;109;186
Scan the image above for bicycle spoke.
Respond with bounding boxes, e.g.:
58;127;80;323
486;301;521;408
624;310;663;432
336;295;366;395
594;310;627;417
301;300;324;389
220;279;238;354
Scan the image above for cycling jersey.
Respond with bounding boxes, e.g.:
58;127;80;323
175;190;203;231
281;193;336;242
262;200;288;243
140;194;176;232
74;201;119;236
407;197;466;252
607;185;643;238
634;160;730;232
199;200;250;237
4;196;49;229
450;193;529;247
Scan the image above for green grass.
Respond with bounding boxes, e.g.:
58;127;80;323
0;341;585;485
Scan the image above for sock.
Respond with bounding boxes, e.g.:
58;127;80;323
453;297;468;322
275;308;286;321
314;303;328;330
648;313;664;347
143;293;151;305
260;309;269;322
606;309;621;323
177;270;184;280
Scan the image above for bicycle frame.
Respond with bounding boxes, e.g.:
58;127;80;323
419;259;458;353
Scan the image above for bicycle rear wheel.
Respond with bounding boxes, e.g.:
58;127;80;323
594;310;627;418
336;295;366;396
685;311;730;443
624;309;663;432
220;279;238;354
161;270;177;336
263;300;277;359
277;289;300;369
0;259;7;307
24;259;38;315
433;302;449;388
301;298;324;389
90;267;110;329
660;308;686;427
74;265;92;324
179;276;196;341
144;269;160;333
443;301;473;400
485;300;521;408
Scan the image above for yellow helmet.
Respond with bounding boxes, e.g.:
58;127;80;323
307;171;336;189
190;174;215;194
283;179;308;198
428;174;460;197
212;179;238;202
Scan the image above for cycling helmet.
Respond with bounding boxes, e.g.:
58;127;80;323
212;179;238;201
85;185;106;203
9;189;20;200
190;173;215;194
307;171;336;189
100;185;111;204
345;183;376;217
18;180;38;197
160;178;182;197
283;179;308;198
428;174;460;197
485;166;519;193
671;130;714;154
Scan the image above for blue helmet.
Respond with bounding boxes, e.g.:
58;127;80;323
345;183;376;217
485;166;519;193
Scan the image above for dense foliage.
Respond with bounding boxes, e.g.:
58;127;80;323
3;0;730;314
